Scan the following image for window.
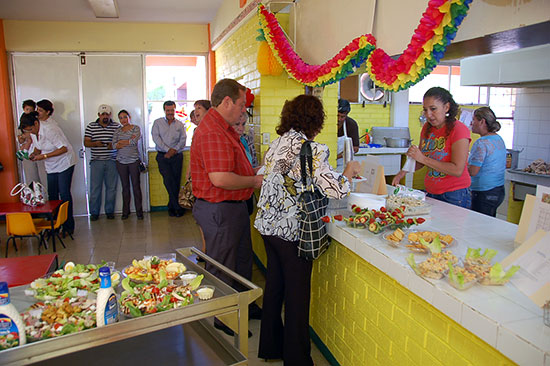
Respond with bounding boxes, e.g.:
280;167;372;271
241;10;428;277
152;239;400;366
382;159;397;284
409;65;515;147
409;65;488;105
145;55;207;148
488;87;516;148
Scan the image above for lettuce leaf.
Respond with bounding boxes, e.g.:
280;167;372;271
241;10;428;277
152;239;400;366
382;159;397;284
406;254;421;276
466;248;498;262
488;263;520;284
423;236;441;254
188;274;204;291
448;262;464;287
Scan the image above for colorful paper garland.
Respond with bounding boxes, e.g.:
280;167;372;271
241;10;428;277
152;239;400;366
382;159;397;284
258;0;472;91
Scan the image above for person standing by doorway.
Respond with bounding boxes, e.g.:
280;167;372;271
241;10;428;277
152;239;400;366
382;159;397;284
336;99;360;167
84;104;120;221
152;100;187;217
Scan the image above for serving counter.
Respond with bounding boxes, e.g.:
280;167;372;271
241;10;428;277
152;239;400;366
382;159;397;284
310;197;549;365
0;247;262;365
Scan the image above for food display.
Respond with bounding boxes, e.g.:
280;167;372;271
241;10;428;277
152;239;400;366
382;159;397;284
123;256;186;283
340;204;426;234
382;228;406;247
464;248;520;285
21;297;96;342
386;195;432;216
28;262;121;300
407;251;458;279
523;158;550;175
407;231;454;252
119;275;203;317
447;263;478;290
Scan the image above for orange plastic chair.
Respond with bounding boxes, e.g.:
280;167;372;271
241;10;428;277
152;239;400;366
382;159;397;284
5;212;48;258
34;201;69;249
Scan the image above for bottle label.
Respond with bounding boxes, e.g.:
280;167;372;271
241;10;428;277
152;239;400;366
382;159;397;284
0;315;20;350
104;293;118;325
0;292;9;306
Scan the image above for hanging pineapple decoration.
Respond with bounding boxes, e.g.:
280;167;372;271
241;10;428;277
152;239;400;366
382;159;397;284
257;28;283;76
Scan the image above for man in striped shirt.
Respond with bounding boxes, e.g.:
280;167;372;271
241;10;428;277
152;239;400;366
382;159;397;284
84;104;121;221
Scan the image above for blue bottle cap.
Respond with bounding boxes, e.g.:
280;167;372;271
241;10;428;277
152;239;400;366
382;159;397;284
99;267;111;277
0;282;8;294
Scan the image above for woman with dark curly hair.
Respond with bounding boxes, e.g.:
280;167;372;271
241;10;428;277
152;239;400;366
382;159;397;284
392;87;471;208
254;94;360;365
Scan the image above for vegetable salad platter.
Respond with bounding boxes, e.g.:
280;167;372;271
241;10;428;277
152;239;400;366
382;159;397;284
331;204;426;234
386;195;432;216
123;256;186;283
27;262;121;301
21;297;96;342
119;275;205;317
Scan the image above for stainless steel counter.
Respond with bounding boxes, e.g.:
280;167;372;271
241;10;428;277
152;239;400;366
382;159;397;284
0;247;262;365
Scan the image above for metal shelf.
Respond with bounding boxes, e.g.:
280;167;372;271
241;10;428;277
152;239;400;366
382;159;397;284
0;247;262;365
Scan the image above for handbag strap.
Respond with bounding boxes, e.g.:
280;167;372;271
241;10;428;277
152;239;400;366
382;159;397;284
10;182;26;196
299;140;314;190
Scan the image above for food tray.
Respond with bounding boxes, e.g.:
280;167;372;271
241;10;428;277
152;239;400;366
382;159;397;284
406;231;456;253
407;258;446;280
448;275;477;290
386;196;432;216
382;230;407;248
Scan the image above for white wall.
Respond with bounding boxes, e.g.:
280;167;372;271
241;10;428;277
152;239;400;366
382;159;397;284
512;87;550;169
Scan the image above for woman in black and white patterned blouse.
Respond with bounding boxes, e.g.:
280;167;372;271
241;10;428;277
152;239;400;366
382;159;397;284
254;95;360;365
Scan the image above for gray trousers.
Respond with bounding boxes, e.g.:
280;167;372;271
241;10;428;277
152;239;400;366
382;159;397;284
192;199;252;288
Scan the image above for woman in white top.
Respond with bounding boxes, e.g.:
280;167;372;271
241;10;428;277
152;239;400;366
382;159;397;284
254;95;360;365
20;112;77;235
36;99;59;127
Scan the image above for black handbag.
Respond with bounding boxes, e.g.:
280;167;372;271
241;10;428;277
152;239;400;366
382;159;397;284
296;141;330;261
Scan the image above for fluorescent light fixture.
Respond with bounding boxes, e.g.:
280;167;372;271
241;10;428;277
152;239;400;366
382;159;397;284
87;0;119;18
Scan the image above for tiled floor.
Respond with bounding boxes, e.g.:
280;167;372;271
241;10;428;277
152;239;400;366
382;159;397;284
1;211;331;366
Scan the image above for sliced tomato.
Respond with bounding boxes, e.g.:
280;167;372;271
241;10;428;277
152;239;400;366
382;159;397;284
321;216;331;223
333;215;343;221
416;217;426;224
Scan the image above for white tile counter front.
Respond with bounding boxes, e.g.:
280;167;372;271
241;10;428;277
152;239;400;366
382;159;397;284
327;197;549;366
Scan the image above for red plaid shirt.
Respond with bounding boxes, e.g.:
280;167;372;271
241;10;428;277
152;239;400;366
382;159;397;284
190;109;254;202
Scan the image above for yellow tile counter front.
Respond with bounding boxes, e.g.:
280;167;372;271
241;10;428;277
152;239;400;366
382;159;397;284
310;242;514;366
252;196;548;365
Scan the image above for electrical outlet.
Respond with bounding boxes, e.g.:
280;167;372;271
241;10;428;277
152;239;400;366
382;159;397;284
262;132;270;145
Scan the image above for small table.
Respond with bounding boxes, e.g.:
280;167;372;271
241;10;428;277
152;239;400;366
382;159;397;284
0;254;58;287
0;200;63;252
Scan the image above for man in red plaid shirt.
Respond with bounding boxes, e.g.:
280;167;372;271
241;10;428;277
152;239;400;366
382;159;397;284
190;79;263;334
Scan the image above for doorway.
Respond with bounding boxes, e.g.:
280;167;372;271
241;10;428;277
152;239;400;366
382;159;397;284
10;53;148;216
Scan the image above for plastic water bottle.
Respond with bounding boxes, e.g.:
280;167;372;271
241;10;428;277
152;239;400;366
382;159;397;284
393;184;426;200
0;282;26;349
96;267;118;327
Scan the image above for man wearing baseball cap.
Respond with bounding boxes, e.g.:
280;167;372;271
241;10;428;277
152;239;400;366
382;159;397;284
84;104;121;221
337;99;360;160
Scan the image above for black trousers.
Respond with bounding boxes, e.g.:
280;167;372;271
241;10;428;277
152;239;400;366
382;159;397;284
116;160;143;216
156;152;183;212
47;165;75;234
192;199;253;287
258;235;314;366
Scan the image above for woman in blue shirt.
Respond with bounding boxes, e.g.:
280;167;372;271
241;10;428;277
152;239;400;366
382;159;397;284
468;107;506;217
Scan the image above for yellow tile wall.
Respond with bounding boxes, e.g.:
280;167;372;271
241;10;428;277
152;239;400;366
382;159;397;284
310;241;515;366
148;150;189;208
349;103;391;142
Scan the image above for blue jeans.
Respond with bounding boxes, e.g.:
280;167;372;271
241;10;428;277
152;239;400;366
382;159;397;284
472;185;505;217
89;160;118;216
47;165;75;233
427;187;471;209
